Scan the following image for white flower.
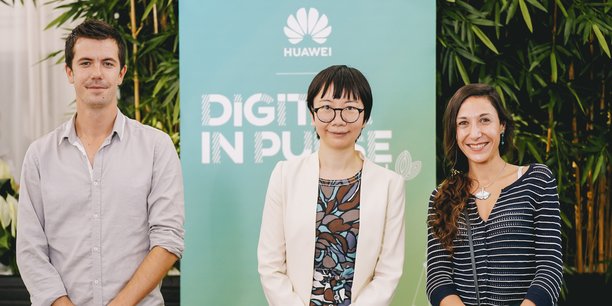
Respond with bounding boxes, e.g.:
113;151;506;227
0;194;17;237
0;159;11;180
6;194;17;237
0;196;9;230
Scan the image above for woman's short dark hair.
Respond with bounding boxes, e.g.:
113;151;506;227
65;19;126;69
306;65;373;122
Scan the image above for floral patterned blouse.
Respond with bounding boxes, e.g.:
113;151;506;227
310;171;361;306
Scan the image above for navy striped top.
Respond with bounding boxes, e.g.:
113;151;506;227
426;164;563;306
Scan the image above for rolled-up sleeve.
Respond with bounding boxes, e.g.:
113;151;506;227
147;132;185;258
16;145;68;306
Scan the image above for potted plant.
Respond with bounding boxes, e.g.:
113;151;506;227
0;159;29;304
0;158;18;276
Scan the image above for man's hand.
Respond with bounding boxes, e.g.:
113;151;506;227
51;296;75;306
108;246;178;306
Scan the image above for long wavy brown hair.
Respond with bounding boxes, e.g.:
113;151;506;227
429;83;514;253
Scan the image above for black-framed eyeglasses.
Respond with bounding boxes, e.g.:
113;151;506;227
313;105;365;123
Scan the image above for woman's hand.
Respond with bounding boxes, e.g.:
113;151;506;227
520;299;536;306
440;294;465;306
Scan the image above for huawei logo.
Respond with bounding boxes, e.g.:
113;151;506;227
284;8;332;45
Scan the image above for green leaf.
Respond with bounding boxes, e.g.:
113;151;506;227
592;153;605;181
582;155;594;185
497;79;519;103
438;37;448;48
555;45;572;57
455;48;485;64
457;1;484;17
501;68;517;87
563;16;573;44
44;6;78;30
471;25;500;54
141;0;157;21
36;49;63;65
161;84;179;107
495;85;507;107
533;73;547;87
516;138;526;163
526;141;543;163
500;0;510;11
565;83;585;114
518;0;533;32
554;0;568;17
592;24;611;58
561;211;573;228
173;95;180;124
471;19;497;27
528;60;541;72
152;76;168;97
454;55;471;84
0;230;9;250
495;2;501;38
448;52;456;85
526;0;547;12
506;0;519;24
550;51;557;83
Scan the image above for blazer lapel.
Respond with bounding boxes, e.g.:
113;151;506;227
286;153;319;302
352;157;384;298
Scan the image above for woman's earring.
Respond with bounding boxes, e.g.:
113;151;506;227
450;150;461;176
500;132;505;146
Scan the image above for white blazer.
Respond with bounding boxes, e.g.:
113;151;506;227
257;152;406;306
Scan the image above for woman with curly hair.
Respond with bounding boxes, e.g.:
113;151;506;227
426;83;563;306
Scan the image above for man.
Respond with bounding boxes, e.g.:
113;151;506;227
17;19;184;306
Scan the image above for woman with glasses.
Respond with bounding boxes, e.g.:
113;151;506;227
258;65;406;306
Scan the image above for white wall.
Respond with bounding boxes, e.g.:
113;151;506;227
0;2;76;180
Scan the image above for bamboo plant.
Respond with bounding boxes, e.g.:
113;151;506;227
437;0;611;282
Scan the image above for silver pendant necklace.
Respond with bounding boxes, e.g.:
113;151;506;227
473;162;507;200
474;188;491;200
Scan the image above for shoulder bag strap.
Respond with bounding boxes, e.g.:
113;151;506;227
464;208;481;306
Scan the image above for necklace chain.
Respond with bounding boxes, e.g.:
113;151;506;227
473;162;507;200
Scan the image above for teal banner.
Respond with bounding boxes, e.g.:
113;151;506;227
179;1;435;305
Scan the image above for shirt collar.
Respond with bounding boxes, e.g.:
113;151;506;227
59;108;126;145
